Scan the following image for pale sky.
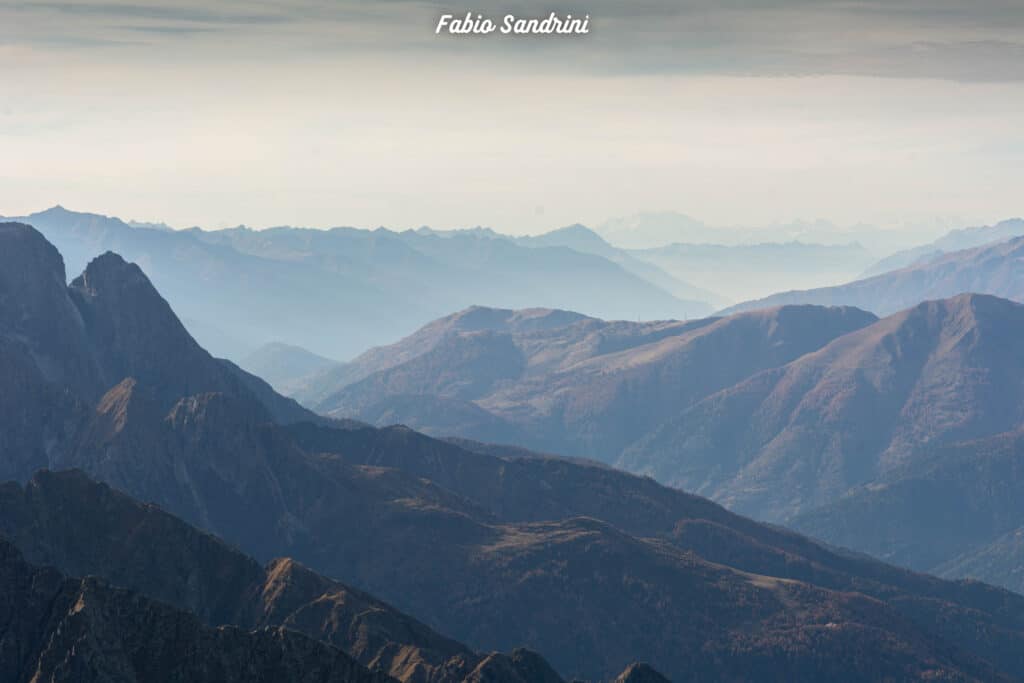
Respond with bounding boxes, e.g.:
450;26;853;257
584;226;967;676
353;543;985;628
2;0;1023;234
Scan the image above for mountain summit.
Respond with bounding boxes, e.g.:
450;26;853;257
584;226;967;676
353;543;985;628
621;293;1024;521
0;222;313;483
301;302;877;462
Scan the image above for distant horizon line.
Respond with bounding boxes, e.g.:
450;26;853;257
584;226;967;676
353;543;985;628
6;203;1014;244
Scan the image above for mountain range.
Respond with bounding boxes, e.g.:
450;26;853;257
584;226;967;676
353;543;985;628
507;224;727;307
627;241;876;304
724;224;1024;317
279;286;1024;596
295;304;877;463
2;206;713;361
535;220;896;305
6;205;921;363
596;212;940;252
861;218;1024;277
620;293;1024;519
6;221;1024;679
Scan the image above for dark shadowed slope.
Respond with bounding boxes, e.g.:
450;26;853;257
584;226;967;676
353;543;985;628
3;470;1015;683
789;428;1024;594
288;419;1024;630
724;233;1024;316
620;293;1024;522
302;303;876;463
73;385;1024;682
0;540;389;683
0;470;561;683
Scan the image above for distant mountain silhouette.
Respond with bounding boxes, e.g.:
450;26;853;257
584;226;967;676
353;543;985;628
512;224;727;306
861;218;1024;277
596;212;919;250
6;224;1024;680
629;241;876;303
300;304;876;463
620;294;1024;522
597;211;714;248
724;232;1024;316
2;207;713;361
241;342;339;394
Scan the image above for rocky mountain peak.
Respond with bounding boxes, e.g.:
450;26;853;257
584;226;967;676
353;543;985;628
0;223;72;334
447;305;588;333
0;221;67;284
872;292;1024;357
0;222;101;397
934;291;1021;322
613;662;671;683
71;250;144;293
67;251;257;413
70;252;185;342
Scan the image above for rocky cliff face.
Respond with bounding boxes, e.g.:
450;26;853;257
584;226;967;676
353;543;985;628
66;247;314;423
0;222;102;398
0;222;315;484
0;539;390;683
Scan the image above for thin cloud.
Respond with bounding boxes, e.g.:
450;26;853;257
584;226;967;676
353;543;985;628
2;0;1024;80
27;1;288;24
114;24;222;35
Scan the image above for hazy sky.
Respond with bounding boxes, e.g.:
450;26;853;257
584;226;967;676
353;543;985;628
2;0;1023;234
